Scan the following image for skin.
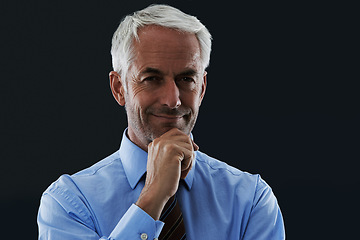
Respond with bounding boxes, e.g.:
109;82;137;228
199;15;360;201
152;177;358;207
109;25;207;220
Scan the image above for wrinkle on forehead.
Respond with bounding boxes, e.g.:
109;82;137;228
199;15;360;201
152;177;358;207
132;25;202;72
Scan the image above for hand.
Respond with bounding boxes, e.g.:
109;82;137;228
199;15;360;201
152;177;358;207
136;128;198;220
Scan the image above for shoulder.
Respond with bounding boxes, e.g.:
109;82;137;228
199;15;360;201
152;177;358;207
195;151;271;194
195;151;257;180
73;150;122;177
39;151;123;225
42;150;123;202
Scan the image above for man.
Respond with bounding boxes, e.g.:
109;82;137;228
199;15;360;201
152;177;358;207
37;4;285;240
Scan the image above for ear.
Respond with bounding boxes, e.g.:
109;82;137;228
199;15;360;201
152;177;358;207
199;71;207;104
109;71;126;106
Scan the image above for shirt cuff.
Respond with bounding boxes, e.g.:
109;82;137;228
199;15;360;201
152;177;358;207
109;204;164;240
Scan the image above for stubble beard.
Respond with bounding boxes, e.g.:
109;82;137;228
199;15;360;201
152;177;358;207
126;103;198;147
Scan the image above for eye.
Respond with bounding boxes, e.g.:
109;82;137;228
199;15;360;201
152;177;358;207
179;77;195;82
143;76;161;82
176;76;196;90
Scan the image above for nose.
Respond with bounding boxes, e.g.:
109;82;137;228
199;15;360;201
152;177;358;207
159;79;181;109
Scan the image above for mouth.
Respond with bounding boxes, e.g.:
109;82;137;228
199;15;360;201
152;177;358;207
151;114;184;121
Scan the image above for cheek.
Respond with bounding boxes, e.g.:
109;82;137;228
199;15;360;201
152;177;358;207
127;85;155;113
180;92;201;111
130;84;148;99
184;82;204;106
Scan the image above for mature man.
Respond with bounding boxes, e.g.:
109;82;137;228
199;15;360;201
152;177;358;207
38;4;285;240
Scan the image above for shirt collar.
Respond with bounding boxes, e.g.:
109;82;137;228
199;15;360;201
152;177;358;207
119;129;195;190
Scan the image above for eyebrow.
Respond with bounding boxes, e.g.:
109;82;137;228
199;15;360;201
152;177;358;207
139;67;198;77
178;69;198;76
140;67;162;76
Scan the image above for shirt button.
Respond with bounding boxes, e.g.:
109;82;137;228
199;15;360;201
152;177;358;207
140;233;148;240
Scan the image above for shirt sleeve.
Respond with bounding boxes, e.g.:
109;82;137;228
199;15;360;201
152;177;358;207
242;176;285;240
109;204;164;239
37;186;164;240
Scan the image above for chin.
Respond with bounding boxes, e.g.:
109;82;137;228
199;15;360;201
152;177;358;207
150;124;191;138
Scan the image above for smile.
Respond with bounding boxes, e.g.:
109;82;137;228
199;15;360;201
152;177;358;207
151;114;183;121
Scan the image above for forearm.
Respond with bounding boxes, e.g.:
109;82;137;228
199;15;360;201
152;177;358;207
38;192;164;240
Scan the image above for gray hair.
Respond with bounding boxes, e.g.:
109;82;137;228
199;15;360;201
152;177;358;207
110;4;212;87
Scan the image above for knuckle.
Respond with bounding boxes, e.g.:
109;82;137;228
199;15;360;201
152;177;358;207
164;142;177;152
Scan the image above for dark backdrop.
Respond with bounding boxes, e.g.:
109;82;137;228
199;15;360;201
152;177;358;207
1;0;358;239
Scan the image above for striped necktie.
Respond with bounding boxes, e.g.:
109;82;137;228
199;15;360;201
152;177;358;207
158;195;186;240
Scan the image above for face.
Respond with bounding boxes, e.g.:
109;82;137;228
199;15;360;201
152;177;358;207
110;26;207;151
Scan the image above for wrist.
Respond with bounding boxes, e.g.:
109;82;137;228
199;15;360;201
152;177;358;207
136;186;169;221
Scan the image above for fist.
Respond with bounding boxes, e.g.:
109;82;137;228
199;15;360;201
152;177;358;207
136;128;198;220
146;128;198;198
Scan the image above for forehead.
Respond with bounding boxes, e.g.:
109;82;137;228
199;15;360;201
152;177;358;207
132;25;202;73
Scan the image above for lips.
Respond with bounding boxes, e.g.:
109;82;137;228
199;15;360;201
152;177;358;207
152;114;183;119
147;107;190;120
151;114;184;123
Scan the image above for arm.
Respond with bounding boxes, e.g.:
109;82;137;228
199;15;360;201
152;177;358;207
136;128;197;220
38;192;101;240
37;182;164;240
37;129;195;240
242;176;285;240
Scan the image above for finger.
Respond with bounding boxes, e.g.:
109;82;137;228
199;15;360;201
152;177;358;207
192;139;199;151
162;128;186;137
161;129;195;147
180;156;193;179
166;135;194;153
181;155;192;171
181;146;195;171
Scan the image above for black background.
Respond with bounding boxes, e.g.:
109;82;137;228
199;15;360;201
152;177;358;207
1;0;358;239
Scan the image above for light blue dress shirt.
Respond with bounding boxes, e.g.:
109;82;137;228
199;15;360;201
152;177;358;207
38;130;285;239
